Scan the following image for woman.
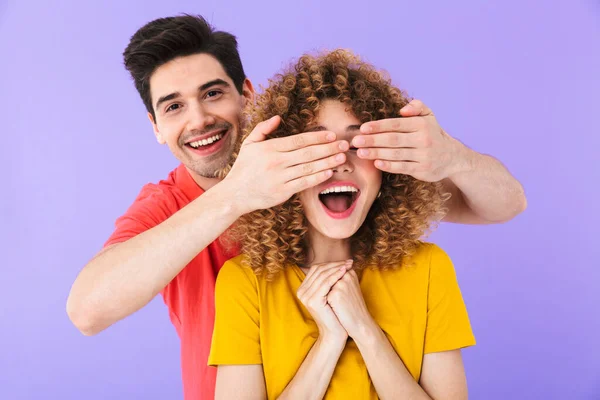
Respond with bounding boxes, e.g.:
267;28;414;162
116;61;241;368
209;49;475;399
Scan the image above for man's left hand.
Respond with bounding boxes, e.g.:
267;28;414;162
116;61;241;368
353;99;469;182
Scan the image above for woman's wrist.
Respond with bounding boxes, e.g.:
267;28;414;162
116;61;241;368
318;330;348;352
350;316;382;348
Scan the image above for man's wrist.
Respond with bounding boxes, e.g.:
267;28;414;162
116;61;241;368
447;136;477;179
203;179;247;220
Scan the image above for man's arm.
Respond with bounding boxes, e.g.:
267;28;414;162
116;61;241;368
440;147;527;224
67;117;349;336
355;99;527;224
66;183;242;336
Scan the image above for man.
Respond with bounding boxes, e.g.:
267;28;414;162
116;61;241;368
66;14;526;400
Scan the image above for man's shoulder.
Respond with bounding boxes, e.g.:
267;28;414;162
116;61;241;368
131;165;196;209
135;167;180;200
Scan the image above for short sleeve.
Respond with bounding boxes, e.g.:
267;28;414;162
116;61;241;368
423;245;476;354
208;258;262;366
103;185;178;248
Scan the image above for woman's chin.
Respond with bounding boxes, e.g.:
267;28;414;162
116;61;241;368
316;224;361;240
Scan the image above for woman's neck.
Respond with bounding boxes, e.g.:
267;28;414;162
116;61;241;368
305;228;351;266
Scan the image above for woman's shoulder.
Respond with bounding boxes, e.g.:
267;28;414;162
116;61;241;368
370;242;452;277
407;242;451;266
218;255;258;286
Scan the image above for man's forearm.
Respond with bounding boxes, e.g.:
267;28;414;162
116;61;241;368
66;180;243;335
278;336;345;400
443;143;527;224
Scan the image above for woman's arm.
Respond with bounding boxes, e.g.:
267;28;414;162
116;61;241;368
216;365;267;400
213;260;352;400
214;336;346;400
354;323;467;400
279;261;351;400
278;336;346;400
327;269;469;399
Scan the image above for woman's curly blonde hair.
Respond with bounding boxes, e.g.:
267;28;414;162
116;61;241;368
226;49;448;279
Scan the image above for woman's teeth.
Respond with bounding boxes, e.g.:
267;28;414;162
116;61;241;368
188;132;224;148
319;186;358;195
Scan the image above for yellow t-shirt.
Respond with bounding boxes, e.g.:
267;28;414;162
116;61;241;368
208;243;475;399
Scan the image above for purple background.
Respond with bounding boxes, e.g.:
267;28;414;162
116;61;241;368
1;0;599;399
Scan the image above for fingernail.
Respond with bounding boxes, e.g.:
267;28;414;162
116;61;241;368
335;153;345;162
375;160;385;168
401;104;413;112
358;149;369;157
361;125;373;134
353;137;365;146
339;141;349;151
326;132;336;141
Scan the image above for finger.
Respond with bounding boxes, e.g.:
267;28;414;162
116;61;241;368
272;130;337;152
374;160;424;176
244;116;281;144
352;132;421;149
360;117;423;135
399;99;434;117
304;266;348;300
285;153;347;182
357;148;423;162
286;140;349;167
285;168;334;194
302;260;350;291
299;265;345;300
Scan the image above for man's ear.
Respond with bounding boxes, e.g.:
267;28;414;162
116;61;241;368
148;112;166;144
241;78;255;106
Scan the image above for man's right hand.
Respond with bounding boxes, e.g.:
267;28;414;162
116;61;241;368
223;116;349;215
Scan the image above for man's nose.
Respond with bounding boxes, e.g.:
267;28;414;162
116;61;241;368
187;102;216;131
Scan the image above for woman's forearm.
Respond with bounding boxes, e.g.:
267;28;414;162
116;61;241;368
278;336;346;400
354;323;431;400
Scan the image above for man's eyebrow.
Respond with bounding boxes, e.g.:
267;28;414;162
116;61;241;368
155;79;231;110
155;92;181;110
199;78;230;92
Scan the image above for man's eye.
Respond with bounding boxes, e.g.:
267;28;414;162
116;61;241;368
206;90;222;98
166;104;181;112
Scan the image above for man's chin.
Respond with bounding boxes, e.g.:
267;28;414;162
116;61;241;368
186;158;233;180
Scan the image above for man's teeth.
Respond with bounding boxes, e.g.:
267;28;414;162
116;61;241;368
189;133;224;148
320;186;359;195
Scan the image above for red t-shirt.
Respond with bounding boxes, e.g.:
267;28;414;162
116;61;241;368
104;164;238;400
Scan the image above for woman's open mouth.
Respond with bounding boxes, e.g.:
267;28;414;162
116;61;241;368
318;185;361;219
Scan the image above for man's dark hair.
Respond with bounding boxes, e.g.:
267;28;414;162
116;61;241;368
123;14;246;119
